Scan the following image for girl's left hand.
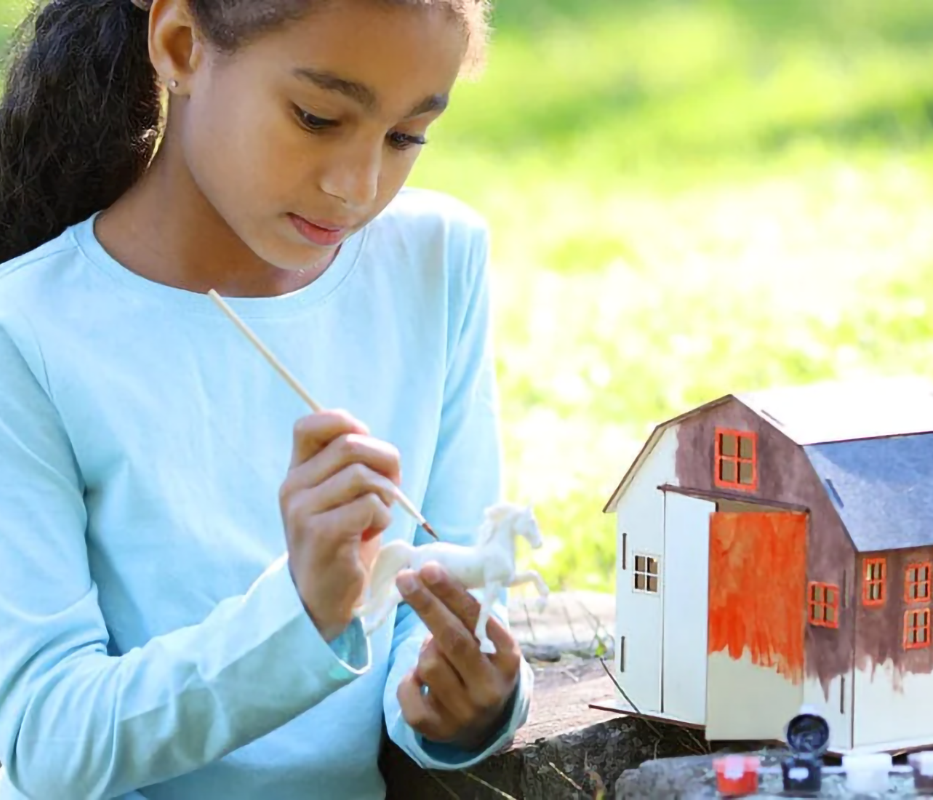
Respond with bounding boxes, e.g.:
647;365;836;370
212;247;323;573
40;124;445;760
395;564;522;750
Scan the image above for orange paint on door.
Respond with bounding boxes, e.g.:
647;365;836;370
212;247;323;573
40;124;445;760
708;512;807;684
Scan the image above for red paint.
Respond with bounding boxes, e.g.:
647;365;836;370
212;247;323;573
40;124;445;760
708;512;807;684
714;755;760;796
808;582;840;629
713;428;758;492
905;562;931;603
862;557;886;606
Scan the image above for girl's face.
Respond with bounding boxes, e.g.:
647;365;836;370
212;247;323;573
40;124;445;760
164;0;467;272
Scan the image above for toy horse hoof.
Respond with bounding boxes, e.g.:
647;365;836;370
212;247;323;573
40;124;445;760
535;597;548;612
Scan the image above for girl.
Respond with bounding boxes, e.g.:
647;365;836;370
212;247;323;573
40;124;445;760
0;0;533;797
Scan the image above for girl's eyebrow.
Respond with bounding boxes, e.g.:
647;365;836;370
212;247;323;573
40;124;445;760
292;67;448;118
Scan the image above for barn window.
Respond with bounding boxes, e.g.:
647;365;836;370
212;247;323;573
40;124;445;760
905;609;931;650
808;582;839;628
862;558;886;606
906;563;931;603
633;555;660;594
714;428;757;492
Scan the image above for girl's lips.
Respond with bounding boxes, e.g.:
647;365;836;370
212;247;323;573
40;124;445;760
288;213;346;247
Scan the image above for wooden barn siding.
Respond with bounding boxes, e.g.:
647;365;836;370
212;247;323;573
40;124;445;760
856;547;933;678
674;399;855;696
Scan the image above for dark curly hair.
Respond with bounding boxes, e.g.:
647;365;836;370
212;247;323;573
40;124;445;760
0;0;490;264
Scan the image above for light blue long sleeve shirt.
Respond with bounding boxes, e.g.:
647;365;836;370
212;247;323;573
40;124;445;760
0;187;533;799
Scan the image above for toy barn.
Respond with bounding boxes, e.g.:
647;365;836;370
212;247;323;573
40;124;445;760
602;376;933;754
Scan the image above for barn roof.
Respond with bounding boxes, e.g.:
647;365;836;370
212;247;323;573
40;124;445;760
603;375;933;517
805;434;933;552
736;375;933;446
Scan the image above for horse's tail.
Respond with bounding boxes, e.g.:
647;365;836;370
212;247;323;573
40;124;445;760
356;540;413;616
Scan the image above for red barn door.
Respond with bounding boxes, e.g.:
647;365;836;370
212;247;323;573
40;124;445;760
706;511;808;740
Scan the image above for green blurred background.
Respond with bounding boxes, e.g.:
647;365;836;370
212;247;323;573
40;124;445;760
4;0;933;592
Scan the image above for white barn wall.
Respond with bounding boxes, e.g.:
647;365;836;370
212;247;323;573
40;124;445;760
853;662;933;750
706;650;804;740
614;425;680;714
662;492;715;724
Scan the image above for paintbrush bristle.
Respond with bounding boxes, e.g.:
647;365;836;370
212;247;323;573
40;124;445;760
422;521;438;540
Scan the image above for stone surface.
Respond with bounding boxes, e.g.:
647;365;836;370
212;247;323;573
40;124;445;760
615;750;923;799
381;591;708;799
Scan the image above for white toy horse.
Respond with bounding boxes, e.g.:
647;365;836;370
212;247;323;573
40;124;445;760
355;502;549;653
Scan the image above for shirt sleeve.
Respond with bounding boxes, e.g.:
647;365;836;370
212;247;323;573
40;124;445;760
0;314;371;799
382;218;534;769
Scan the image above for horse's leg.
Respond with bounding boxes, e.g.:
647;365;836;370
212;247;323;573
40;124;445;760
509;570;549;611
361;585;403;636
474;581;501;655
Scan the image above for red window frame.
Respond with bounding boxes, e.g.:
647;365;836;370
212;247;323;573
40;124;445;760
808;582;839;629
905;608;931;650
714;428;758;492
906;562;932;604
862;557;886;607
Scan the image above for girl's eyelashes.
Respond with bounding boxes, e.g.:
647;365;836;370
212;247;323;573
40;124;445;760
294;107;336;131
388;132;428;151
292;105;428;151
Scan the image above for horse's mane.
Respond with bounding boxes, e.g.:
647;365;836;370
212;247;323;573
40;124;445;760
476;503;519;546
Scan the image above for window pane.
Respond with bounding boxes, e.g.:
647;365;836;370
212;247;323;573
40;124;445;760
635;573;645;590
811;584;822;602
826;606;836;624
738;462;754;485
647;576;658;593
720;460;737;483
738;436;754;459
647;558;658;575
826;588;836;605
635;556;645;572
720;434;737;457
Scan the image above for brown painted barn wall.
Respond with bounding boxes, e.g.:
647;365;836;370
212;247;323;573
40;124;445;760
855;547;933;682
674;400;856;697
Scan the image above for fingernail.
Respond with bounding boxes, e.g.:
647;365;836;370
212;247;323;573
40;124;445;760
422;563;445;587
397;572;420;596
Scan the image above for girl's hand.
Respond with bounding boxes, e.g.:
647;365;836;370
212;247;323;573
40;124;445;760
395;564;522;749
279;410;401;641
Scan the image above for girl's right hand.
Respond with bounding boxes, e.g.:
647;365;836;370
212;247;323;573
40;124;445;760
279;410;401;641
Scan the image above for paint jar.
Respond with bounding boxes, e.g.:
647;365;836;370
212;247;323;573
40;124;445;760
713;755;759;797
909;751;933;794
781;755;821;796
782;706;829;796
843;753;892;794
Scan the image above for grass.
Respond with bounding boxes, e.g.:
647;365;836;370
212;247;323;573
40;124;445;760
3;0;933;592
406;0;933;591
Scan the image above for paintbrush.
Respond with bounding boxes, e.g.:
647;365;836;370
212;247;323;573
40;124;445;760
208;289;439;541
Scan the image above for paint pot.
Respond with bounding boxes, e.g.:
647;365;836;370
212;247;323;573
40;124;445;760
842;753;892;794
909;751;933;794
781;756;821;796
784;707;830;757
713;755;759;797
782;707;829;796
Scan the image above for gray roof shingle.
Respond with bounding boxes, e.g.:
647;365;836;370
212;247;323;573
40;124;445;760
804;433;933;552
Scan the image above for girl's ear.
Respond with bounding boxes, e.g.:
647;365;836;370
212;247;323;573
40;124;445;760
148;0;204;95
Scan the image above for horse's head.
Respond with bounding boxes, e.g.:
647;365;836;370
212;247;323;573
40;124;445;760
483;502;543;550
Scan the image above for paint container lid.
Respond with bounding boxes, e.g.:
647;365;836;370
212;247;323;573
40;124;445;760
785;709;830;756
